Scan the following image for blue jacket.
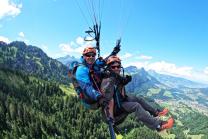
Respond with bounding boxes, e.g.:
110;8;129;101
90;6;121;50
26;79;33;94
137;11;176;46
75;56;105;101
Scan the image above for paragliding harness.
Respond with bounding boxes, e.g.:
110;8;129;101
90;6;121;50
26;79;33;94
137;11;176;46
68;61;101;109
68;63;116;138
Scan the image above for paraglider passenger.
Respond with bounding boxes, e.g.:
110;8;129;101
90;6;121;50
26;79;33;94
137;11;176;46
101;55;174;131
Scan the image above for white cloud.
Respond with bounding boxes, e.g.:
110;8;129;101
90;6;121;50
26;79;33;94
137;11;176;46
70;41;76;46
18;32;24;38
16;32;30;44
122;53;206;82
59;43;74;53
76;36;84;45
0;0;22;20
58;36;95;57
137;54;152;60
120;53;132;60
0;36;10;43
125;61;150;69
190;71;208;84
146;61;193;77
204;67;208;75
124;60;208;84
59;43;86;54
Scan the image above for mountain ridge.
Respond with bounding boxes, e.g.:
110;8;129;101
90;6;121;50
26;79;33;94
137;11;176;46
0;41;69;84
56;55;79;67
148;70;208;88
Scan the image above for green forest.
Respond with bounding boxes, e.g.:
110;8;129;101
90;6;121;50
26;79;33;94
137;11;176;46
0;68;164;139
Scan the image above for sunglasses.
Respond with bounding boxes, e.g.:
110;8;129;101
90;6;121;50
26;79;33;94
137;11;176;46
111;65;121;69
85;54;96;58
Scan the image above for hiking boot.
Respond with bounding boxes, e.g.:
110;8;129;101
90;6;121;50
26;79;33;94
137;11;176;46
156;108;169;117
158;117;174;131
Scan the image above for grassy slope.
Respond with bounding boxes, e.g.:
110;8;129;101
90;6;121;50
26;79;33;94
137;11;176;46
59;84;76;96
157;101;207;139
147;88;161;96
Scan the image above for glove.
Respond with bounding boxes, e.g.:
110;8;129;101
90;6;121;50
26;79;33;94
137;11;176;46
125;75;132;82
98;96;108;108
111;45;120;55
121;75;132;85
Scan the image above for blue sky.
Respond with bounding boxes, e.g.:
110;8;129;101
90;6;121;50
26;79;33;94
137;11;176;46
0;0;208;84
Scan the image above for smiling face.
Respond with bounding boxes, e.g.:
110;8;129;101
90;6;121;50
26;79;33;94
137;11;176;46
83;52;96;65
109;62;121;74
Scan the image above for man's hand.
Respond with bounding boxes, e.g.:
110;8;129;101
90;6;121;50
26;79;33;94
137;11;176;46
111;45;120;56
121;75;132;85
109;73;132;85
125;75;132;82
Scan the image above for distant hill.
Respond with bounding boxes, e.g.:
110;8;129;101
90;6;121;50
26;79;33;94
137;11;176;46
125;68;164;95
56;55;79;67
124;66;139;74
148;70;208;88
124;66;208;108
0;41;69;84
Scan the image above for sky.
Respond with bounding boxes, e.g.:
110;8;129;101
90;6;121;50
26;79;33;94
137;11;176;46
0;0;208;84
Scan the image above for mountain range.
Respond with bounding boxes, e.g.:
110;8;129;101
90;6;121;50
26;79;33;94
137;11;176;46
125;66;208;88
0;41;69;84
148;70;208;88
124;66;208;110
56;55;79;67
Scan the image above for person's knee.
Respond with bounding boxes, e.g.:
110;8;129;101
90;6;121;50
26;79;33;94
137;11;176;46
134;103;147;118
134;103;142;112
136;96;145;103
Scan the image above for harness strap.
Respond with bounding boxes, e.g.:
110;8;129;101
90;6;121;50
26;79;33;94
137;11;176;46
114;85;121;109
89;68;103;95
